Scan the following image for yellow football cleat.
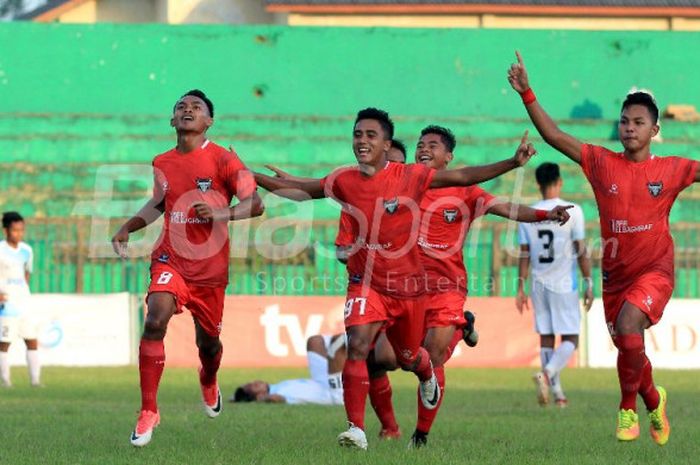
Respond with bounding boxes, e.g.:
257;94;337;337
648;386;670;446
616;409;640;442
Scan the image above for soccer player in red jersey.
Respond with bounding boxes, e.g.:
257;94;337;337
111;90;264;447
255;107;567;449
410;125;573;448
508;51;700;445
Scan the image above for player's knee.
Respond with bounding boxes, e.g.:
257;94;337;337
562;335;579;348
306;335;325;354
197;337;221;357
143;317;167;338
346;337;370;360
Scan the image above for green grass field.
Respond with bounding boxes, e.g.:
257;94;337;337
3;366;699;465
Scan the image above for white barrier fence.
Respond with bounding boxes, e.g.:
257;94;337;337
586;299;700;369
2;294;699;368
6;293;137;366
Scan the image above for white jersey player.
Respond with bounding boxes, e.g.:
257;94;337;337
0;211;41;387
231;334;346;405
516;163;593;407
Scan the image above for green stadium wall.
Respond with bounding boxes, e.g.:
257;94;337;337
1;23;699;296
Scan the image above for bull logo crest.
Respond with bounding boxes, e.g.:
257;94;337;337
443;209;458;223
647;181;663;198
383;197;399;214
196;177;212;193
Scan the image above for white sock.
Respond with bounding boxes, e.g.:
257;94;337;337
307;351;328;385
0;351;10;386
26;350;41;386
545;340;576;385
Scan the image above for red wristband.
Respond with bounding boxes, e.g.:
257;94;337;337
520;88;536;105
535;209;548;221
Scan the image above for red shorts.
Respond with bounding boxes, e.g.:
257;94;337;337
424;291;466;329
147;263;226;337
344;285;427;366
603;272;673;327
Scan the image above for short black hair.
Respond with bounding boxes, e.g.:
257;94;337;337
2;211;24;229
535;163;561;188
176;89;214;117
355;107;394;140
390;139;407;159
420;125;456;152
232;386;255;403
622;91;658;124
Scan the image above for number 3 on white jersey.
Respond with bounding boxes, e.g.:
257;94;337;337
344;297;367;319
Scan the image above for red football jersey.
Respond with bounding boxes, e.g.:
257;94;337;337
335;211;355;247
150;140;256;287
580;144;697;292
419;186;496;293
322;162;435;298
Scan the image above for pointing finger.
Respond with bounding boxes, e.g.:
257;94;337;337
516;50;524;66
520;130;529;145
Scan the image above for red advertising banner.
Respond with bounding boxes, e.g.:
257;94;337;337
161;296;542;368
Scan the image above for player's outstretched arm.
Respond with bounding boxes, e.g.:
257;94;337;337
574;240;594;311
254;170;325;201
487;202;573;226
516;245;531;314
265;164;314;183
430;131;535;188
111;196;165;258
508;51;583;164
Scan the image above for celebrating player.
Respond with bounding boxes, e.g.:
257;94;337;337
0;212;40;388
111;89;264;447
508;51;700;445
410;126;573;447
255;107;563;450
516;162;593;408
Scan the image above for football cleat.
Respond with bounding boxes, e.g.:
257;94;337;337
201;383;222;418
554;397;569;408
532;371;550;406
337;425;368;450
130;409;160;447
462;311;479;347
419;372;440;410
378;428;401;440
648;386;670;446
616;409;640;442
407;430;428;449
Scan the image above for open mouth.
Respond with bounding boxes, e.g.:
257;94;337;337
418;154;431;163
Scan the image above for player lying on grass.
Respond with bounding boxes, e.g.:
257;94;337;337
232;334;346;405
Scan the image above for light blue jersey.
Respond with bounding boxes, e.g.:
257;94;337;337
0;240;33;317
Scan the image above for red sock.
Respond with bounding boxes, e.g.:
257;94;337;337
139;339;165;413
199;346;223;387
614;334;645;411
416;365;445;433
369;374;399;432
343;359;370;430
413;347;433;382
638;354;660;411
444;329;462;364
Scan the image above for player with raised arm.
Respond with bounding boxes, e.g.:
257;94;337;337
111;90;264;447
255;107;566;450
516;162;593;408
508;51;700;445
0;212;40;388
409;126;573;448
